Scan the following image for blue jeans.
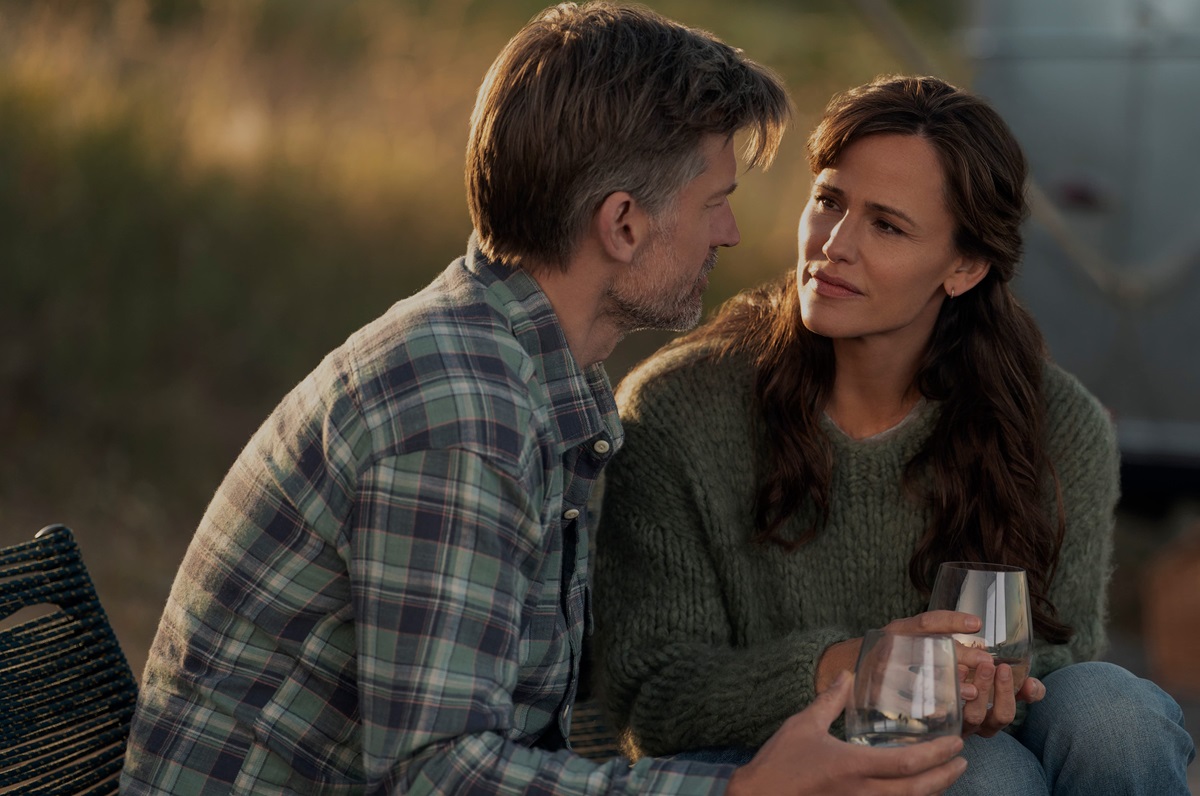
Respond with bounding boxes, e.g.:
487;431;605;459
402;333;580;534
947;661;1195;795
672;662;1195;795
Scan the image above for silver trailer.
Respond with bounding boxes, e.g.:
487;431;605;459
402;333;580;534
966;0;1200;469
856;0;1200;470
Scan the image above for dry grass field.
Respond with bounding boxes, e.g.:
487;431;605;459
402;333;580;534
1;0;968;674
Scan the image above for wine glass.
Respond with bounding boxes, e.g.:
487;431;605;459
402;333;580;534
846;630;963;747
928;562;1033;691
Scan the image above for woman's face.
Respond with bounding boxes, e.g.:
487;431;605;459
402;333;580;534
796;133;986;350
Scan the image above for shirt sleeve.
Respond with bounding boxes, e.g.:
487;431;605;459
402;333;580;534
349;448;734;795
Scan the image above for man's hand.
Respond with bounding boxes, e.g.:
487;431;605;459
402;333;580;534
727;672;967;796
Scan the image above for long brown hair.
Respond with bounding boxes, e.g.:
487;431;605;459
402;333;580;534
695;75;1071;644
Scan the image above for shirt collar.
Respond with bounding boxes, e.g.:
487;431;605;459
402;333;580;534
462;236;623;454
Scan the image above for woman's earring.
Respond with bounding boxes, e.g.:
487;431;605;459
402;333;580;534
949;287;956;299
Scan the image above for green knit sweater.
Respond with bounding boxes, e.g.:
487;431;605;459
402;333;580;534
591;340;1119;758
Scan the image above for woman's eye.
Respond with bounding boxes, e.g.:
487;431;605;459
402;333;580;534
875;219;902;234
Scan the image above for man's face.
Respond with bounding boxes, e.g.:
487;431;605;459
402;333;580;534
607;134;741;333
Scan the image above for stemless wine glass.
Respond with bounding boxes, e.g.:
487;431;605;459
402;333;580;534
846;630;963;747
928;562;1033;690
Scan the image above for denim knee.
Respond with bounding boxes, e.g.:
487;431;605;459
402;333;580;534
947;732;1048;796
666;746;757;766
1019;661;1195;796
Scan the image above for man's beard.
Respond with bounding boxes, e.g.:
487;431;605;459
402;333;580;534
607;248;719;335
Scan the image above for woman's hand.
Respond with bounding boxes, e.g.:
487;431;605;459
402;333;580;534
879;611;1048;737
815;610;983;693
816;611;1048;738
880;611;986;702
960;661;1047;738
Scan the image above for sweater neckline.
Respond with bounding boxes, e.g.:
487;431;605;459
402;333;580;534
823;397;929;443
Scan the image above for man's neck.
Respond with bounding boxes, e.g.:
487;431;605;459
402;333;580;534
526;251;624;369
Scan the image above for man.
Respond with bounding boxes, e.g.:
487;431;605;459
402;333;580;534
122;3;966;793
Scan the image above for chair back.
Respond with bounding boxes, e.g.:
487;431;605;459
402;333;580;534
0;524;139;795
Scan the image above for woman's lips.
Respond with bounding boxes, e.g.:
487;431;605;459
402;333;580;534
811;272;863;298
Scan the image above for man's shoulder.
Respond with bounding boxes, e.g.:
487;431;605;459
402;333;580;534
357;261;524;359
352;282;534;398
280;271;546;470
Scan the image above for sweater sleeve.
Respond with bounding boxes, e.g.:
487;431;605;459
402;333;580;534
1029;363;1120;678
591;348;853;757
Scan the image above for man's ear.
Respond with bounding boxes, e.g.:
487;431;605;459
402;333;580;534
945;256;991;297
593;191;651;264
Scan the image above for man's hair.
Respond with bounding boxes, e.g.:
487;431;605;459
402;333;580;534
466;2;790;270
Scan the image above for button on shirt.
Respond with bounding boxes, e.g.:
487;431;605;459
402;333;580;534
120;238;733;795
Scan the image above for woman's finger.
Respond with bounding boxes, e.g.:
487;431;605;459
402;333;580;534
977;664;1017;737
962;659;996;731
1016;676;1046;704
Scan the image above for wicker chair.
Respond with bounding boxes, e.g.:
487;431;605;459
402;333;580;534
0;524;139;795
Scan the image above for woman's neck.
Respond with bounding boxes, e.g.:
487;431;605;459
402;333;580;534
826;338;924;440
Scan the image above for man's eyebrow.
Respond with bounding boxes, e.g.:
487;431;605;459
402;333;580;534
813;180;919;229
710;181;738;201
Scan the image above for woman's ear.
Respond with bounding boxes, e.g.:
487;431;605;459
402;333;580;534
945;257;991;298
592;191;651;264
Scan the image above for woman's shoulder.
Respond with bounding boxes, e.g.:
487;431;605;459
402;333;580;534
615;337;755;419
1041;359;1117;459
1042;360;1110;422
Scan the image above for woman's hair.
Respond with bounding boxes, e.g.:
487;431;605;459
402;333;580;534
693;75;1071;644
466;2;790;271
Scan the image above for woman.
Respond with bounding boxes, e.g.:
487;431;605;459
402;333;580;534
591;75;1194;794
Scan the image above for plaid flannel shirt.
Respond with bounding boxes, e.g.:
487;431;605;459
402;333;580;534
121;238;733;794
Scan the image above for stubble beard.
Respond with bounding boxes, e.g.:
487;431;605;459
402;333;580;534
608;248;719;335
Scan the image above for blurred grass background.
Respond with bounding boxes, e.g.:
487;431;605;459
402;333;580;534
0;0;968;675
11;0;1190;700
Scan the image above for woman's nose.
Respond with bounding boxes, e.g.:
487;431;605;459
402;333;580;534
821;216;856;263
